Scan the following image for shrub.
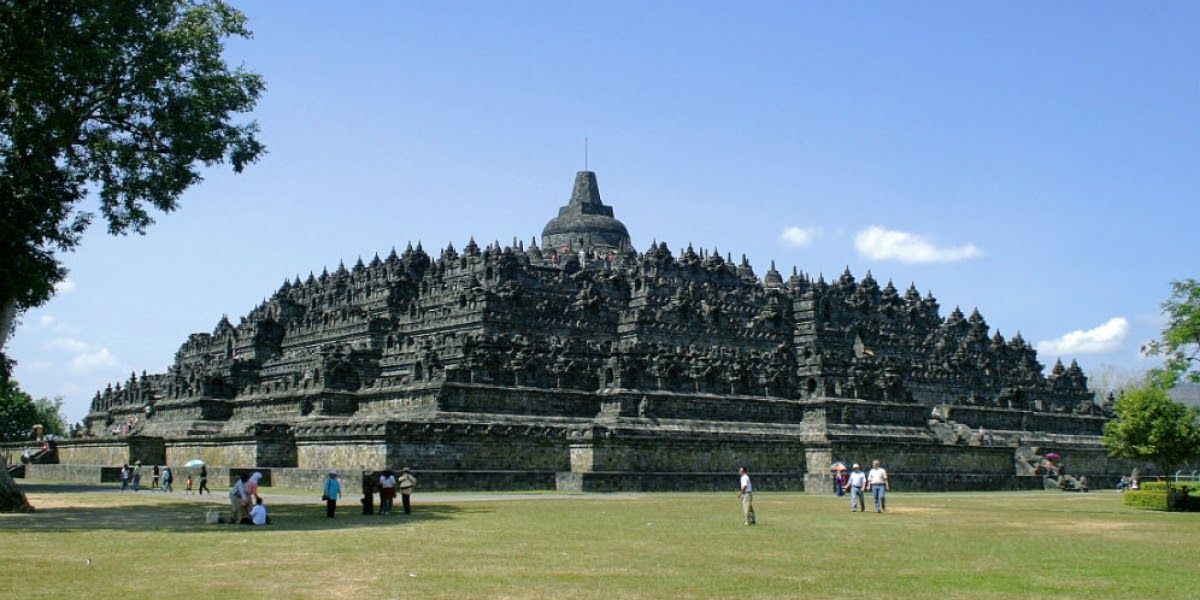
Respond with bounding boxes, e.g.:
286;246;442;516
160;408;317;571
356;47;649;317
1123;483;1200;511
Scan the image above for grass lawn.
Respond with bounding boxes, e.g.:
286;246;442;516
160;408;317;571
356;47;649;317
1;483;1195;599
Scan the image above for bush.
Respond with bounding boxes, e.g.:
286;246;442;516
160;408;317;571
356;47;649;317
1124;490;1169;510
1123;483;1200;511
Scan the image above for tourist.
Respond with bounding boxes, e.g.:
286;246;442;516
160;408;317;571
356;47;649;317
737;466;755;525
198;464;210;495
151;465;160;491
250;497;268;525
162;466;173;492
185;474;194;494
246;472;263;504
131;461;141;491
378;469;397;515
229;473;249;523
119;463;129;491
866;460;890;512
323;470;341;518
833;468;846;497
397;467;417;515
845;463;866;512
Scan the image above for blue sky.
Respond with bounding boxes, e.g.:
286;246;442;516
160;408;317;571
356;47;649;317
7;2;1198;423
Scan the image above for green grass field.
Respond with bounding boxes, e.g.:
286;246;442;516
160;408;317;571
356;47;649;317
1;483;1195;599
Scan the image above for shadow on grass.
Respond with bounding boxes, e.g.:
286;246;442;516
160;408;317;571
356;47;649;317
2;484;480;532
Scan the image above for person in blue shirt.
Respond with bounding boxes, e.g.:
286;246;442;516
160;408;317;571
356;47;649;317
323;470;341;518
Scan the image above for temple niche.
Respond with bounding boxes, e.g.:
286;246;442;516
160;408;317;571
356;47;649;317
76;171;1123;492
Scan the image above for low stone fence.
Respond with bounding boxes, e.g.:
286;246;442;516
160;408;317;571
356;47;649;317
556;471;806;493
18;464;556;493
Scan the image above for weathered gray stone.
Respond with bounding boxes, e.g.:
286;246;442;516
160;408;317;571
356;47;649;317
54;171;1159;491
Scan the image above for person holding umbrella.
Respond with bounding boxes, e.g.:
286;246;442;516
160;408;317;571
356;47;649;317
832;463;847;497
198;463;210;495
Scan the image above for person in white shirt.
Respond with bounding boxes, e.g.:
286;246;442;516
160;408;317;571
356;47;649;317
845;464;867;512
378;469;397;515
866;460;890;512
737;466;756;525
250;497;268;525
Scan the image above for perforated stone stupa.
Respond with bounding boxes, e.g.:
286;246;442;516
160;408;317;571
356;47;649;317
72;171;1127;491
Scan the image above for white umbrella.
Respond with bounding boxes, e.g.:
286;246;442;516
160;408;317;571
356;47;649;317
185;459;205;467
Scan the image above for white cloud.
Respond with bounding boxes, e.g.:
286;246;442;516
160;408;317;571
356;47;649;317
54;279;76;293
46;337;90;352
70;347;120;373
1036;317;1129;356
854;226;982;264
779;226;821;248
39;315;56;327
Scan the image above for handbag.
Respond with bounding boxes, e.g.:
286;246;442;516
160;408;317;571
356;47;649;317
321;492;329;501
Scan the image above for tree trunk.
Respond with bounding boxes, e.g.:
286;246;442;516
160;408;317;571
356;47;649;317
0;463;34;513
0;298;17;352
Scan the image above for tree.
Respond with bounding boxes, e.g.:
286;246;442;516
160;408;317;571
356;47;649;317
0;376;38;443
1103;386;1200;500
1143;278;1200;389
32;396;67;438
0;0;265;351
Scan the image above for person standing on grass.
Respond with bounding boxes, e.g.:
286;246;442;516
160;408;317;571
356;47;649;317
229;473;249;524
378;469;397;515
198;464;210;495
845;463;866;512
246;472;263;504
119;463;129;491
737;466;756;525
131;461;142;491
162;466;173;492
151;465;160;491
834;468;847;497
867;460;890;512
397;467;417;515
323;470;342;518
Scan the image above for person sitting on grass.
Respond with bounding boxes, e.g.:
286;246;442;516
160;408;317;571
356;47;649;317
250;497;268;525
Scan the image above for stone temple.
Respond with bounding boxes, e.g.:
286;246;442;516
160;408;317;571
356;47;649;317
63;171;1130;491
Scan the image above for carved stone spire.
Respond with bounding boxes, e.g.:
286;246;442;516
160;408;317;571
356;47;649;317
541;171;631;252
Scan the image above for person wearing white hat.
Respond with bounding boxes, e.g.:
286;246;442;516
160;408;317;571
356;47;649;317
845;463;867;512
322;470;341;518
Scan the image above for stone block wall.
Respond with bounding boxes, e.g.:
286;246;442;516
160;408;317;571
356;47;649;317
166;440;258;467
54;441;134;466
257;436;298;467
639;392;806;424
576;434;807;473
438;384;599;418
387;433;569;471
557;471;805;492
816;399;930;427
296;439;387;471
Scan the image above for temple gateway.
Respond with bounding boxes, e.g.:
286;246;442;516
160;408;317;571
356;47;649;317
63;171;1133;491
